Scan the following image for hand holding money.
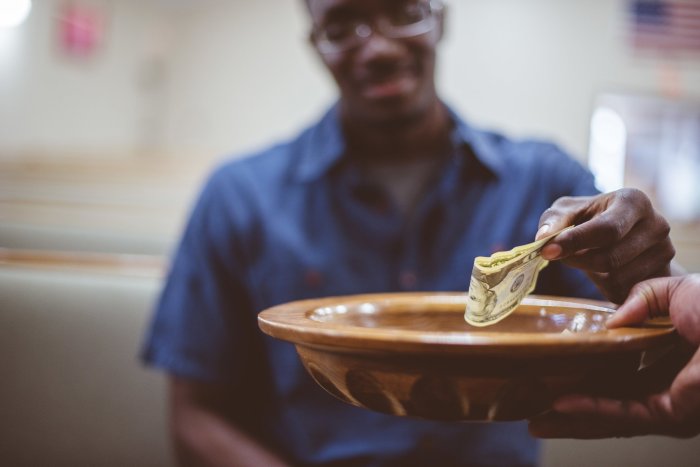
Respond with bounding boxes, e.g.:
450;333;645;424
537;189;675;304
465;227;573;327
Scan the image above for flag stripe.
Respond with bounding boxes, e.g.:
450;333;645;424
628;0;700;52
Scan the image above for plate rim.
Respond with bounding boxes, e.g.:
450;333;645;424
257;292;676;356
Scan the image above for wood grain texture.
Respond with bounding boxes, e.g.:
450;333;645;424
258;293;677;421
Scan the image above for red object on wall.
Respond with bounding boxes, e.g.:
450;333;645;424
57;2;105;59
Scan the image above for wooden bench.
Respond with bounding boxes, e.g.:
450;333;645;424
0;250;172;467
0;156;211;255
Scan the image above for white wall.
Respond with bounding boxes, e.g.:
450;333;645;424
158;0;700;160
157;0;335;158
0;0;178;157
1;0;698;160
440;0;700;159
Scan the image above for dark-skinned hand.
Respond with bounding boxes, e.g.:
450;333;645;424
529;274;700;439
536;188;675;304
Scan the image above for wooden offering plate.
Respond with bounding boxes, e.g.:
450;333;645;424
258;293;676;422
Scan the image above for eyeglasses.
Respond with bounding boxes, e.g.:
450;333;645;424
311;0;444;54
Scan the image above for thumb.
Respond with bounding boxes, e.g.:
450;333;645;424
607;276;682;328
536;212;577;241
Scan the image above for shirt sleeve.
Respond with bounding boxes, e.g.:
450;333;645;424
547;145;599;199
140;166;258;383
534;144;604;300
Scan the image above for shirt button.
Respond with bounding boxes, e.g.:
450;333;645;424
304;269;323;288
399;270;417;289
373;198;391;215
418;436;434;450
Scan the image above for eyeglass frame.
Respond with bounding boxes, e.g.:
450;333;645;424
310;0;445;55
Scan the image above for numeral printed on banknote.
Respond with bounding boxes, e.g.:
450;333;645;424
465;227;573;327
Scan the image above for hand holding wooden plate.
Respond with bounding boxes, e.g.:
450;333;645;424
258;293;676;421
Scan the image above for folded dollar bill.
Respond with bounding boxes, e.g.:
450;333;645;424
465;226;573;327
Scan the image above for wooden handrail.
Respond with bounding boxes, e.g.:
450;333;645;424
0;248;167;277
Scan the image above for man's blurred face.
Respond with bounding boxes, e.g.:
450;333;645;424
307;0;443;126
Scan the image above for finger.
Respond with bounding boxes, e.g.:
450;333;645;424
536;196;592;241
666;348;700;429
622;348;700;438
542;207;642;261
559;221;672;273
583;244;674;304
553;395;652;420
529;411;651;439
645;393;700;438
666;274;700;345
530;395;665;439
543;188;656;260
607;276;682;327
548;394;597;412
540;343;700;439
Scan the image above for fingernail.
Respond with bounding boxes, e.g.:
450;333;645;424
605;314;621;328
536;224;550;239
606;306;625;327
606;295;640;328
542;244;562;260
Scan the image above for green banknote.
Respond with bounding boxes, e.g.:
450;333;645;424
465;226;573;327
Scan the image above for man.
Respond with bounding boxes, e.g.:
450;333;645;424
141;1;675;465
530;274;700;439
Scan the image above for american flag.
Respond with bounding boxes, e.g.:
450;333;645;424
628;0;700;53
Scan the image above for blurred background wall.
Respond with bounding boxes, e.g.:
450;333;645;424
1;1;699;466
0;0;169;156
1;0;698;159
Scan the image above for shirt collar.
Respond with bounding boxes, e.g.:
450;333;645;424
446;105;506;179
294;104;346;182
293;102;505;183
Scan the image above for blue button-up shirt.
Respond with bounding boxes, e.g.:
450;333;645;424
142;105;600;467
